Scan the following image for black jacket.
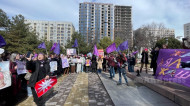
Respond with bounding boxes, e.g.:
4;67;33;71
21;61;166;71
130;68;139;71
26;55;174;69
150;50;159;68
141;52;149;64
26;60;50;87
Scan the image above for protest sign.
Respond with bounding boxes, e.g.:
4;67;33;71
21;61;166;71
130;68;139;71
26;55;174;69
62;59;69;68
0;61;11;90
50;61;57;72
67;48;76;55
17;61;27;75
35;76;57;97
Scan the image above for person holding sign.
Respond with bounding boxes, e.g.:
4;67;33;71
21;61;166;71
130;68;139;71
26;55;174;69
16;54;27;92
26;53;50;106
9;53;21;99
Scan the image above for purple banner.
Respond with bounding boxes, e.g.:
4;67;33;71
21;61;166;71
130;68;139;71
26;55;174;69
156;49;190;88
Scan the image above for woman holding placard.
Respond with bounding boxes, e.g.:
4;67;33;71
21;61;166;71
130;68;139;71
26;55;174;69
26;53;50;106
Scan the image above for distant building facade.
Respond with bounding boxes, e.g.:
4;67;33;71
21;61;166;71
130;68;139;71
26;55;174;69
184;23;190;38
114;5;132;48
148;28;175;42
25;20;75;47
79;2;114;43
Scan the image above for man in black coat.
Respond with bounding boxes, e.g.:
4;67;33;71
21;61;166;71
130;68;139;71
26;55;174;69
150;47;159;76
140;49;149;73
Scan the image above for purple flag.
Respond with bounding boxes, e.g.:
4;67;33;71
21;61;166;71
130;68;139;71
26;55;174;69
54;43;60;55
156;49;190;88
72;39;78;48
38;42;46;49
118;41;128;51
132;51;138;55
106;43;116;54
50;43;57;51
116;47;120;52
93;45;99;56
0;35;6;48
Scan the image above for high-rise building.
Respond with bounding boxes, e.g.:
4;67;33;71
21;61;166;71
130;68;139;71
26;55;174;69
25;20;75;47
114;6;132;48
79;2;114;43
184;23;190;38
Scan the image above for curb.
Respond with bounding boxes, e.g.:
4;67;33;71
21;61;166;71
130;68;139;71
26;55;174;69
98;73;115;106
126;72;190;106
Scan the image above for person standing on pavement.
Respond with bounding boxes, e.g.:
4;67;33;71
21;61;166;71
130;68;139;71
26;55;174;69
85;57;91;73
116;53;129;85
26;53;50;106
106;54;116;79
128;54;136;72
140;49;149;73
97;56;103;73
91;55;97;73
76;56;82;73
150;47;159;76
81;55;86;72
102;55;107;72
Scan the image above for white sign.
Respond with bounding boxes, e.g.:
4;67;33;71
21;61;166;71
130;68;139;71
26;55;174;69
50;61;57;72
67;48;77;55
0;61;11;90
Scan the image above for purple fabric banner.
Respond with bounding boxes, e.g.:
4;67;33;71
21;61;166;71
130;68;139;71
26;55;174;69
156;49;190;88
106;43;116;54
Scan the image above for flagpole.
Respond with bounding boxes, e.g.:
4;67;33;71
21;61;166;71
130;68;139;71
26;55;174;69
78;47;79;56
46;49;48;57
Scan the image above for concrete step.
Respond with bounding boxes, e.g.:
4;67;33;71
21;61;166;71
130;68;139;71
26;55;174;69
126;72;190;106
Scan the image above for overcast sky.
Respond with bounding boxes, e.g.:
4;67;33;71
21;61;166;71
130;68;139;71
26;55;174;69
0;0;190;37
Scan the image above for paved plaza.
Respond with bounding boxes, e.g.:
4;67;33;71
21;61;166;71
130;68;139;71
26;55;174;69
16;71;180;106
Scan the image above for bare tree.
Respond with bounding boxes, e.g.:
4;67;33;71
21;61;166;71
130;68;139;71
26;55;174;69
134;22;167;49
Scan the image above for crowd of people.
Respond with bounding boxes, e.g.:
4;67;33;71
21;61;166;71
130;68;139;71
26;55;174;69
0;46;165;106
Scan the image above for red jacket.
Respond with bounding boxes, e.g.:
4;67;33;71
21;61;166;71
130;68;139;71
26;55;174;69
106;56;116;67
116;56;127;68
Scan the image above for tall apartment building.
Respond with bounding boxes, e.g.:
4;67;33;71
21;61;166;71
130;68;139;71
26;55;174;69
25;20;75;47
114;6;132;48
79;2;114;43
184;23;190;38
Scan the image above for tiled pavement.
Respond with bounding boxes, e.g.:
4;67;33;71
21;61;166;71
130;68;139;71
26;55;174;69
17;72;114;106
64;73;89;106
88;73;114;106
17;71;178;106
45;73;78;106
17;74;68;106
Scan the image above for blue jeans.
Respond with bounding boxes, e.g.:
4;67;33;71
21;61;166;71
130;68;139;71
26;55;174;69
128;65;134;72
81;65;84;72
27;86;32;96
118;67;128;84
98;69;102;73
109;66;115;78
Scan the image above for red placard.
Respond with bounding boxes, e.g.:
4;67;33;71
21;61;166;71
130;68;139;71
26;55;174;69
34;76;57;97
